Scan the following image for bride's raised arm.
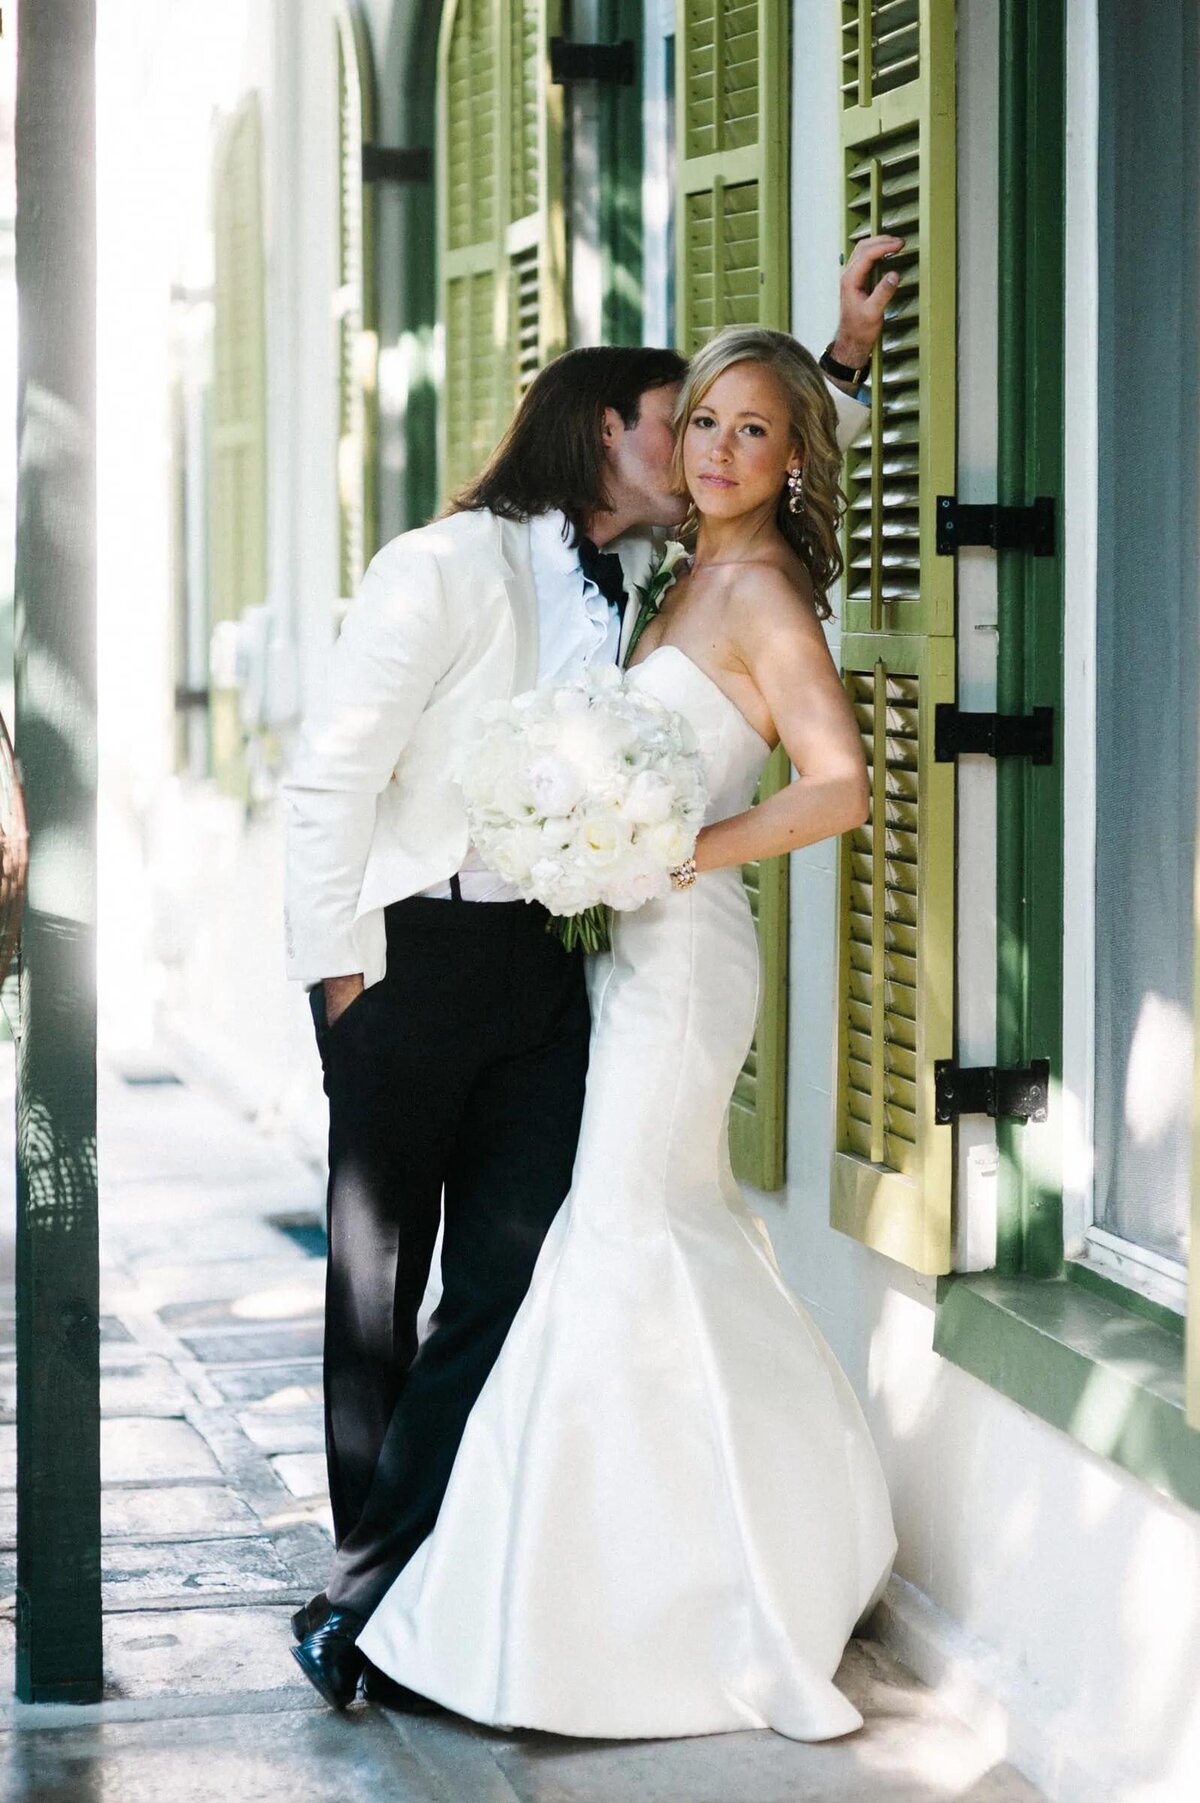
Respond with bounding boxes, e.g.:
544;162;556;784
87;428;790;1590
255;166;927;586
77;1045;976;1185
691;570;868;877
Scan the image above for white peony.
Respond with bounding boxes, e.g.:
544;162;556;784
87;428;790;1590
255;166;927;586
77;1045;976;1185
579;814;633;867
641;816;694;867
622;769;675;825
528;753;586;815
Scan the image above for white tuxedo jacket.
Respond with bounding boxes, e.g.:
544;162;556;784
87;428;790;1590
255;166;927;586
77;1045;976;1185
283;383;869;987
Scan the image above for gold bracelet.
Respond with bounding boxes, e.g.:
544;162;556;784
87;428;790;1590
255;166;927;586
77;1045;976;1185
669;857;697;891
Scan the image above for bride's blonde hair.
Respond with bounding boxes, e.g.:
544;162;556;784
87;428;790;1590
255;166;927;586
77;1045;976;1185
671;326;845;620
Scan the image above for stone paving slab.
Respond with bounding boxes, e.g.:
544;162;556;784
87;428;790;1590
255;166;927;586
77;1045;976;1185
179;1323;325;1365
101;1485;259;1541
0;1485;258;1550
0;1705;443;1803
99;1535;294;1606
102;1606;303;1699
0;1357;199;1421
270;1452;328;1501
213;1365;322;1408
468;1641;1044;1803
158;1289;323;1333
101;1417;223;1486
235;1410;324;1455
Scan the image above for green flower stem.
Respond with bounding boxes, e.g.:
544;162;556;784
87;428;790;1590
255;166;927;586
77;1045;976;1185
548;905;612;954
623;601;656;667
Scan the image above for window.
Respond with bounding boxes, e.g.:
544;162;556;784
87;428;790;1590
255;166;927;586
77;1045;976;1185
1063;0;1199;1316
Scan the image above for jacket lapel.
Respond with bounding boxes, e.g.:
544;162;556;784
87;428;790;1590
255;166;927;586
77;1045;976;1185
496;514;539;694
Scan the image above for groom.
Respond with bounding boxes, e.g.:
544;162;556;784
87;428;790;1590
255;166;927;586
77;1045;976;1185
283;237;901;1708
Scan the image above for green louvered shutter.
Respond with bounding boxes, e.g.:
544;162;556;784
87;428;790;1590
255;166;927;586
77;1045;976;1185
830;0;957;1273
439;0;503;494
438;1;565;498
209;93;268;800
504;1;566;399
335;2;379;603
676;0;790;1191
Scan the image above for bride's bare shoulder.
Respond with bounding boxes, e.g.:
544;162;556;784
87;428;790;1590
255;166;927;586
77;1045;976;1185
730;556;824;649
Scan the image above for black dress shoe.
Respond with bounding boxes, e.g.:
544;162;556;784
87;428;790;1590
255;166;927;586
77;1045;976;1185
291;1607;367;1709
362;1659;444;1714
291;1592;329;1643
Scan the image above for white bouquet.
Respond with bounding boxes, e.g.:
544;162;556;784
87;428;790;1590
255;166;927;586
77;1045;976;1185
458;663;707;950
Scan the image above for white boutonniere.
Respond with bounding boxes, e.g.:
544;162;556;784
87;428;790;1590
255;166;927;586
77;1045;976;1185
624;540;689;667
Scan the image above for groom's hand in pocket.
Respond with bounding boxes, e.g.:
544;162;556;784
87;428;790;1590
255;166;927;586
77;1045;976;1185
324;973;366;1028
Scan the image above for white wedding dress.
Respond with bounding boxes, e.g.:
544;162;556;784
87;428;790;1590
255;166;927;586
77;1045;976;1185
357;645;897;1741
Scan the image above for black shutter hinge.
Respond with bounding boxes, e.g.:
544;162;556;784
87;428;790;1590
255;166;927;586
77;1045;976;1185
936;495;1056;557
935;1059;1050;1124
362;144;432;184
549;38;636;85
934;703;1054;765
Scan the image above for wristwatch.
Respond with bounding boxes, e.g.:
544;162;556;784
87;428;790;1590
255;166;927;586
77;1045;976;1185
819;344;872;387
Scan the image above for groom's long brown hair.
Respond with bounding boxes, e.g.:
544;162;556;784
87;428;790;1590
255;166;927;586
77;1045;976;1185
448;346;686;542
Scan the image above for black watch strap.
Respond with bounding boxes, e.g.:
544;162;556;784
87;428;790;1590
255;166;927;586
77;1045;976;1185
819;345;871;387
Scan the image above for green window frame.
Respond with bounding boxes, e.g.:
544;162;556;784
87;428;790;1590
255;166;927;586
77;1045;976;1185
931;0;1200;1512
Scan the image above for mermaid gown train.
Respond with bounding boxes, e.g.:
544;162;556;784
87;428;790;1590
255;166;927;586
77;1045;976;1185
357;645;897;1741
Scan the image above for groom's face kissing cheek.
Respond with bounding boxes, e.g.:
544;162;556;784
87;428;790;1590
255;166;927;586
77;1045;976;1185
600;382;688;530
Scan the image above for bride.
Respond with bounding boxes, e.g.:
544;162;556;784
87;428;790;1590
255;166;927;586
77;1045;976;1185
355;325;897;1742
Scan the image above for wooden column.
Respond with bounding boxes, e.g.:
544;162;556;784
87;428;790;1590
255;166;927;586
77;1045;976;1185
13;0;102;1702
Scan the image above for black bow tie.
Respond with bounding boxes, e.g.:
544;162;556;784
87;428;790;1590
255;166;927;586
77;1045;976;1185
576;535;629;622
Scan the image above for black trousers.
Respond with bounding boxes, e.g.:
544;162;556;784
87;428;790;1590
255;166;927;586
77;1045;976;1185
311;895;590;1618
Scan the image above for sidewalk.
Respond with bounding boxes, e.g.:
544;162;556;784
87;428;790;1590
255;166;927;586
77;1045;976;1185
0;1053;1044;1801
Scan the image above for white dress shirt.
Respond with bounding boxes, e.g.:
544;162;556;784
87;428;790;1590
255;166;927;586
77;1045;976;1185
422;509;623;901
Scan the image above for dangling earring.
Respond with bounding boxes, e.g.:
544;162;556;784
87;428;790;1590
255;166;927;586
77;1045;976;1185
786;467;805;514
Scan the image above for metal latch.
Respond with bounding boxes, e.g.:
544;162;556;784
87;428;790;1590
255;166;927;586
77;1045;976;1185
549;38;636;84
935;1060;1050;1125
934;704;1054;765
935;495;1056;557
362;145;432;184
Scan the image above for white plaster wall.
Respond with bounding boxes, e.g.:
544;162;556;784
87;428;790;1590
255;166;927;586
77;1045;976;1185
155;0;338;1155
96;0;335;1156
773;5;1200;1799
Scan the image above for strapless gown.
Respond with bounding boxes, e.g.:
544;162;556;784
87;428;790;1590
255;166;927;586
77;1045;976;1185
357;644;897;1741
